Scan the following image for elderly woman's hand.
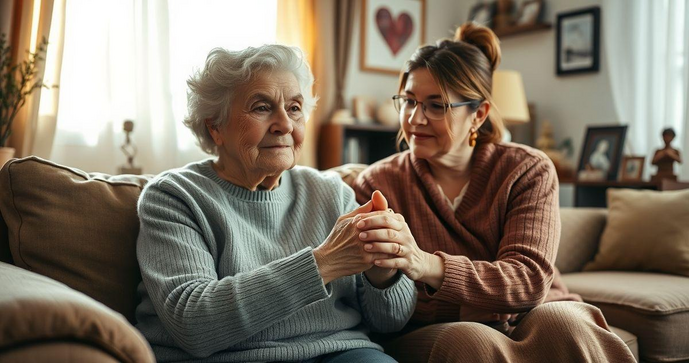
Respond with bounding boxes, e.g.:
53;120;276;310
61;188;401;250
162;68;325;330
313;200;402;285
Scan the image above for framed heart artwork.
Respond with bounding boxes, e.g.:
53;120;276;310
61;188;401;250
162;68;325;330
360;0;426;75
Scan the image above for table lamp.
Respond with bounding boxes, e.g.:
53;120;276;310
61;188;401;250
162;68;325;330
492;70;530;142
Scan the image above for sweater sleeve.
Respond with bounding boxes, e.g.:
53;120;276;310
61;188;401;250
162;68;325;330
136;181;331;358
342;179;417;332
429;158;560;312
357;272;417;332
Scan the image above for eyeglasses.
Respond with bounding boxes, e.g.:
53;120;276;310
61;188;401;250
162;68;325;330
392;95;482;120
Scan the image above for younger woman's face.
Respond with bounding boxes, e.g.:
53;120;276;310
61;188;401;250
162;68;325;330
400;68;486;162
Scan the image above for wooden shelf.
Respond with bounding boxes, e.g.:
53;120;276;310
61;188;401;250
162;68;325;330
317;123;400;170
337;123;399;133
493;23;552;38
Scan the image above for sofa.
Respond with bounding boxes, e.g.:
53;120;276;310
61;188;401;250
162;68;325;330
0;157;686;362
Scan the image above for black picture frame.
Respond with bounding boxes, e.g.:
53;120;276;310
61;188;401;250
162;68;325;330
468;2;496;29
577;125;628;182
556;6;600;75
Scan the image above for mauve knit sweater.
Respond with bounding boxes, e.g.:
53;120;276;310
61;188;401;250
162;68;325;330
353;142;579;325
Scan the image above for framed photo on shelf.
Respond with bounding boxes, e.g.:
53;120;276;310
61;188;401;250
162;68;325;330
577;125;627;181
556;6;600;75
620;156;645;181
468;2;496;28
516;0;543;26
360;0;426;75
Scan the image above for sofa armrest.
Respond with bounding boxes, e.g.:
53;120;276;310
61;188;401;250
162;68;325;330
0;262;154;363
556;208;607;273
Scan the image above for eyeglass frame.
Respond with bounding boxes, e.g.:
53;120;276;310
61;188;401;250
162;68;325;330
391;95;483;120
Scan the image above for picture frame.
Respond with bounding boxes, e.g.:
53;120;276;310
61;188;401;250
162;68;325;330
516;0;543;26
360;0;426;75
468;2;497;28
577;125;628;182
556;6;600;75
620;156;645;181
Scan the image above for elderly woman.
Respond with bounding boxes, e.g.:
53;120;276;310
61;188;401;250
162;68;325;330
352;23;636;362
134;44;416;363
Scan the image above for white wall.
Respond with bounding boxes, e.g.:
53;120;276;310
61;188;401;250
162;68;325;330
345;0;616;166
344;0;463;108
463;0;616;163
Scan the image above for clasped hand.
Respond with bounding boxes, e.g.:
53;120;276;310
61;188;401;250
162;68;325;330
313;190;428;287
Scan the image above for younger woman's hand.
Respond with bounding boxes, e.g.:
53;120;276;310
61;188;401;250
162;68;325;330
356;212;432;282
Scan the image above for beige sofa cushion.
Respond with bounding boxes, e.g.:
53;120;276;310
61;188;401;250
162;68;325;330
0;262;154;363
0;157;149;323
609;326;639;363
584;188;689;276
556;208;607;273
562;271;689;362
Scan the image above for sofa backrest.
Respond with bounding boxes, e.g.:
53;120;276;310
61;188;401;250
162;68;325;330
0;159;609;324
556;207;607;273
0;156;151;324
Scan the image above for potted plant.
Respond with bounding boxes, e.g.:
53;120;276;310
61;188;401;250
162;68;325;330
0;33;50;166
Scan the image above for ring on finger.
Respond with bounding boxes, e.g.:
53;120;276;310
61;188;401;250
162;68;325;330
397;243;403;256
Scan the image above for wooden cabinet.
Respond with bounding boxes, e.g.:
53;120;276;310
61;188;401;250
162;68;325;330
572;180;689;208
317;123;401;170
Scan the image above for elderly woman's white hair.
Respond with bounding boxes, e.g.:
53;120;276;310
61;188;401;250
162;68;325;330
184;44;318;155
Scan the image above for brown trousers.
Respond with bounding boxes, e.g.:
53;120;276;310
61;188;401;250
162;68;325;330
378;302;636;363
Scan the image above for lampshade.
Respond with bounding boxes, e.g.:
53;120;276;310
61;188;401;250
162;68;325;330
492;70;530;124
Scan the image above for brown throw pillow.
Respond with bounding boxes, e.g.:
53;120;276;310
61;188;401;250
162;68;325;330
0;157;150;323
0;262;154;362
584;188;689;276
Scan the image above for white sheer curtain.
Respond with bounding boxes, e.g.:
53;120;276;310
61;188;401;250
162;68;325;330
50;0;277;174
604;0;689;179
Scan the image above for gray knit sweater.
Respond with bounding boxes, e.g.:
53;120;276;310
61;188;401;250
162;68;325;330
134;159;416;362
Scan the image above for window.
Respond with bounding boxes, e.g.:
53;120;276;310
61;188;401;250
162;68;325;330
54;0;277;150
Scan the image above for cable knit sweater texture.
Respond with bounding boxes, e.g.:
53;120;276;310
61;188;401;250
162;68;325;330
353;143;578;325
134;159;416;362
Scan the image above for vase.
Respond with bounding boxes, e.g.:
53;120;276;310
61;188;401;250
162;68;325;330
0;147;16;167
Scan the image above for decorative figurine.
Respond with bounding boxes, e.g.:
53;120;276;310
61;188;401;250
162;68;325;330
118;119;142;174
536;121;575;181
651;127;682;182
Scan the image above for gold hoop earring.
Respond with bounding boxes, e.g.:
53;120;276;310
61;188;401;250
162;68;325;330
469;127;478;147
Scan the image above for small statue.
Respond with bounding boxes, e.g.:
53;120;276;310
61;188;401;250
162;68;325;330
651;127;682;182
537;121;575;181
118;120;142;174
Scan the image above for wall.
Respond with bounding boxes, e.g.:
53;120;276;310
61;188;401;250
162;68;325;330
460;0;616;161
344;0;463;108
1;0;13;36
458;0;614;207
343;0;617;206
345;0;616;162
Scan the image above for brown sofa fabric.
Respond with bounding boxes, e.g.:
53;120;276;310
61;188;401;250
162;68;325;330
0;342;120;363
0;217;12;264
0;157;149;323
563;271;689;362
0;262;154;363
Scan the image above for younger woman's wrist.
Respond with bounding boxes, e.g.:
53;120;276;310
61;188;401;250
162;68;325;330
419;252;445;290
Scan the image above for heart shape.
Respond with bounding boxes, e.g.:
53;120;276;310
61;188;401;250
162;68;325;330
375;7;414;56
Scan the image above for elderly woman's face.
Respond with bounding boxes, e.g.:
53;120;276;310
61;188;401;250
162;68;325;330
217;70;305;175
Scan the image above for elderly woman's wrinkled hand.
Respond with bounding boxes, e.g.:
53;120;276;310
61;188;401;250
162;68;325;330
313;201;403;285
